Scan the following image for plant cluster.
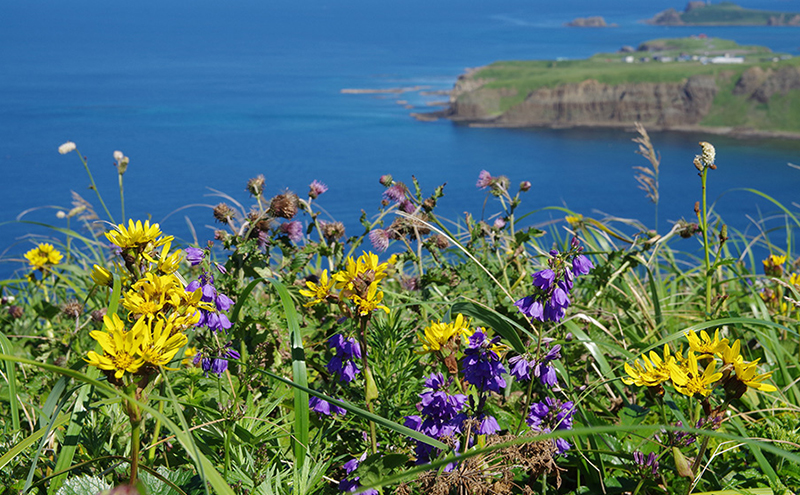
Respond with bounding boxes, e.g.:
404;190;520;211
0;136;798;495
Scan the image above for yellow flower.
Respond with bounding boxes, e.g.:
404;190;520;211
417;313;472;354
85;315;147;379
156;240;183;274
622;345;686;388
105;219;172;251
24;243;63;270
763;254;787;277
140;318;188;367
351;282;390;316
122;272;189;319
685;329;728;358
732;358;777;393
332;251;394;290
91;264;113;286
332;256;360;290
720;339;743;366
673;351;722;398
299;270;334;307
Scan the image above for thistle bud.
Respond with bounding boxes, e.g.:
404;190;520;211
8;305;23;319
246;175;265;197
213;203;236;224
519;180;532;192
61;300;84;318
268;191;299;219
320;221;345;242
379;174;393;187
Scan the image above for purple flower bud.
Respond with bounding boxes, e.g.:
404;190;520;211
572;254;593;276
280;221;303;243
478;415;500;435
519;180;531;192
308;180;328;199
368;229;390;253
531;269;556;291
476;170;492;189
184;247;205;266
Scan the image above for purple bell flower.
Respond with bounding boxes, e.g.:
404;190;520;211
327;334;362;383
309;396;347;417
184;247;205;266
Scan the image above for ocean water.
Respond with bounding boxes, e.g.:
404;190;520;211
1;0;799;274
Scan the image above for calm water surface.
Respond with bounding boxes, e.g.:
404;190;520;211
1;0;799;274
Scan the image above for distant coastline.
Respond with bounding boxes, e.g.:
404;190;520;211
646;1;800;26
407;37;800;140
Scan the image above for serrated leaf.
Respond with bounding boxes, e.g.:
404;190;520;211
55;475;112;495
139;466;195;495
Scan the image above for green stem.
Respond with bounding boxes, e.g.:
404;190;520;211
514;374;536;435
700;167;712;316
358;318;378;454
130;417;141;484
148;396;164;463
76;149;115;224
118;173;125;223
632;477;647;495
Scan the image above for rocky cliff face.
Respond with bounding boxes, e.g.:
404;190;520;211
448;76;718;128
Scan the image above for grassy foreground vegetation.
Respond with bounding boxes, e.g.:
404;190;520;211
1;132;799;495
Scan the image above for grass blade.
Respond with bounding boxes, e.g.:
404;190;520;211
0;332;20;432
268;278;309;468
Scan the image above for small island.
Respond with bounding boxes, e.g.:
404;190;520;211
647;1;800;26
566;16;617;28
415;37;800;138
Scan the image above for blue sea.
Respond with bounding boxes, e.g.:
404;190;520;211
1;0;799;274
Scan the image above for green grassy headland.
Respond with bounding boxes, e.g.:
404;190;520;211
650;1;800;25
464;37;800;132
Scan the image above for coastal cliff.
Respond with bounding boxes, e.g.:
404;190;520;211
426;38;800;136
449;76;717;128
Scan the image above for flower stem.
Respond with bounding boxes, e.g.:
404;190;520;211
514;375;535;435
118;173;126;223
700;167;712;316
130;415;141;484
76;149;115;224
358;318;378;454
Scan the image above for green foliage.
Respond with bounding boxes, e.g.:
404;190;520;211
1;141;799;495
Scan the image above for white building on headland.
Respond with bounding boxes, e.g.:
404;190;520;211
709;54;744;64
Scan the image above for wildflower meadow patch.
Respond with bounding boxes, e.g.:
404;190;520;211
1;131;799;495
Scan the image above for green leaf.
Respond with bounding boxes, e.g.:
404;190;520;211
451;301;527;353
268;278;309;468
0;332;20;432
139;466;195;495
55;475;111;495
250;366;448;451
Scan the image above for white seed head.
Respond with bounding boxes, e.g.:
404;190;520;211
699;141;715;167
58;141;76;155
113;150;124;161
56;211;67;219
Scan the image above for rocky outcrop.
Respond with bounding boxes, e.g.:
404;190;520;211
732;66;771;96
750;67;800;103
767;14;800;25
646;8;684;25
566;16;615;27
447;76;717;128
